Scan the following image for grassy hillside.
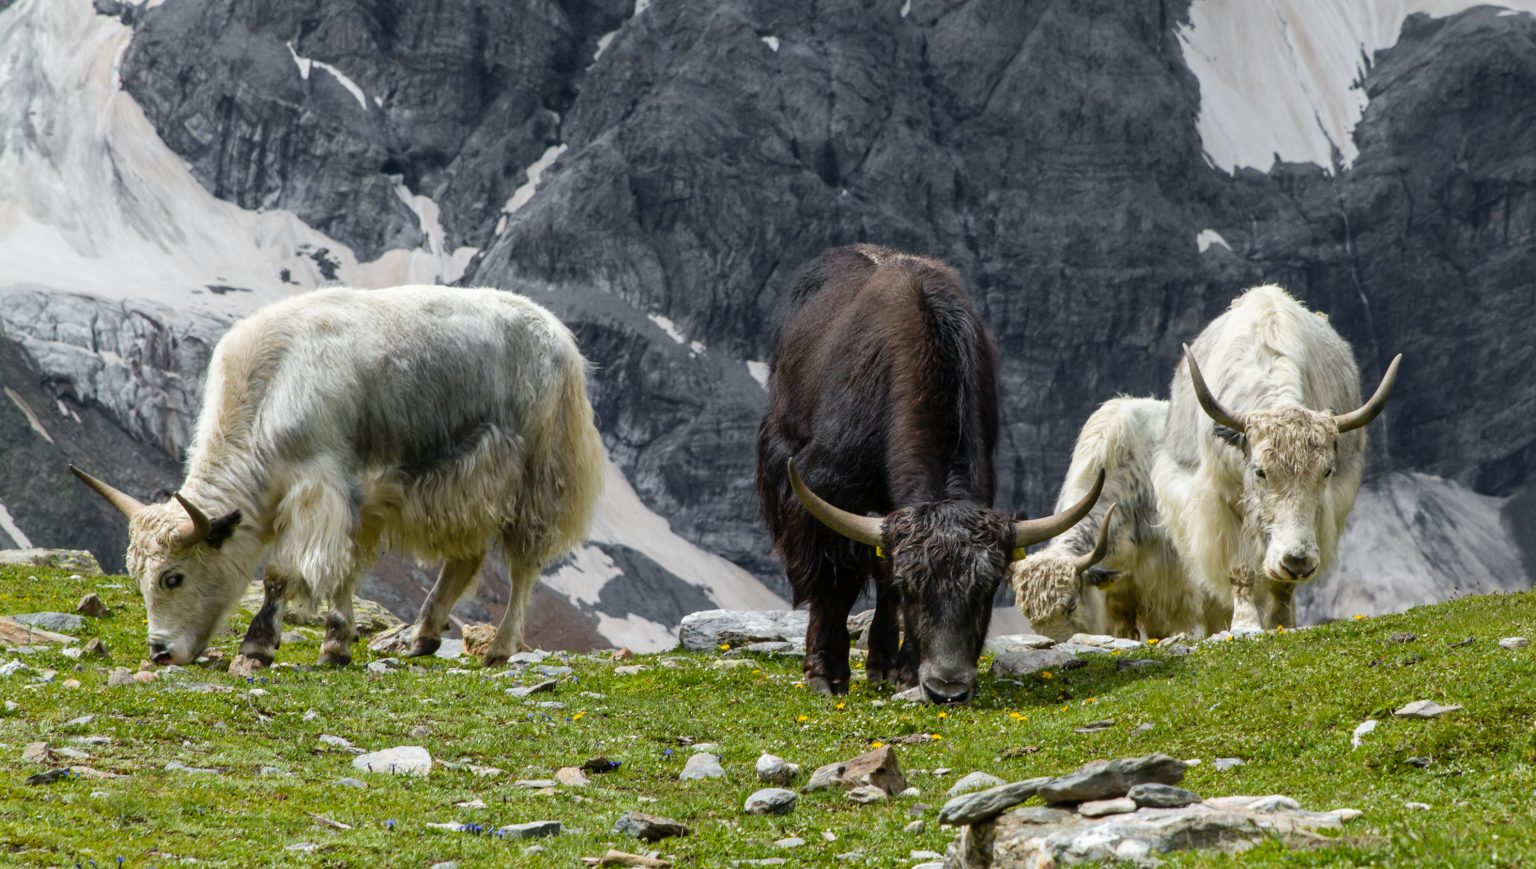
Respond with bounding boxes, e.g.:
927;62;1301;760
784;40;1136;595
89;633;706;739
2;565;1535;867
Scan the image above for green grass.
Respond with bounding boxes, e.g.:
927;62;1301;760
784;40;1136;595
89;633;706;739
3;566;1536;867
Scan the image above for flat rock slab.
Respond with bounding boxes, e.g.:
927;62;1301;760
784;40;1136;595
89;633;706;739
744;787;798;815
1499;637;1528;650
498;820;561;838
353;746;431;776
0;549;103;575
612;811;690;842
0;616;76;647
984;634;1057;654
948;771;1007;797
678;610;808;651
755;753;797;785
1078;797;1137;818
8;612;85;634
1036;754;1187;804
1128;783;1202;808
680;753;725;781
939;778;1053;826
1067;633;1144;651
961;800;1351;866
804;745;906;795
989;648;1087;678
1395;700;1462;719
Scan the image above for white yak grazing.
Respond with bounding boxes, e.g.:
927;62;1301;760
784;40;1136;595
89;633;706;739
1153;285;1400;630
72;286;604;668
1011;397;1225;641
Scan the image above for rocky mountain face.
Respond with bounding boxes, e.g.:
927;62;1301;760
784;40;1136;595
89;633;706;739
1;0;1532;643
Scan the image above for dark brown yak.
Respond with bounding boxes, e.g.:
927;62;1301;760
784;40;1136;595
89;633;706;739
755;245;1102;703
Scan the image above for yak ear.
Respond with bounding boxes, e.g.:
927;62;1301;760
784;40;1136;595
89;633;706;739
1212;423;1246;449
204;510;242;549
1084;567;1120;589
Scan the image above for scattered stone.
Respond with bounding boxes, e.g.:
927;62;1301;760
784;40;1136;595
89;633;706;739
367;623;413;653
1074;719;1116;734
1332;808;1364;822
1406;756;1432;768
1406;801;1431;810
947;771;1006;797
1351;719;1378;749
1212;757;1244;771
774;836;805;848
259;766;291;776
612;811;690;842
61;678;81;689
905;820;926;834
408;724;431;739
745;787;798;815
132;670;156;684
336;777;367;789
614;665;648;675
455;798;487;809
55;747;92;760
1036;754;1187;804
755;753;797;785
938;778;1053;826
847;785;888;804
584;850;672;868
353;746;432;776
611;647;635;662
22;742;52;764
1116;658;1163;672
513;779;558;789
9;612;86;633
459;623;497;657
165;761;218;774
689;743;721;754
1127;783;1202;808
498;820;562;839
536;664;574;677
678;609;809;651
26;768;74;785
990;647;1089;678
893;685;924;702
911;851;943;861
984;634;1057;654
0;617;76;647
0;549;103;574
1067;633;1143;651
1394;700;1462;719
1389;631;1417;643
365;660;399;676
106;668;134;687
227;655;265;678
1131;723;1155;736
680;753;725;781
1449;636;1475;648
75;594;110;619
556;767;591;787
508;680;558;699
1499;637;1528;650
319;734;364;753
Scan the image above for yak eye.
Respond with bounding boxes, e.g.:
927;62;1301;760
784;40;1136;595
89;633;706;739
1324;466;1335;478
1253;467;1267;480
160;572;184;590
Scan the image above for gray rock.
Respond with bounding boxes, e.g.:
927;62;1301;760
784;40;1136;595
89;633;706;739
75;594;109;618
106;668;134;687
496;820;561;838
1212;757;1245;771
755;753;797;785
1036;755;1188;804
1116;658;1164;672
513;779;558;789
803;745;906;795
680;752;725;781
165;760;218;774
0;550;103;575
679;610;809;651
846;785;887;804
774;837;805;848
9;612;86;633
336;777;367;789
1499;637;1528;649
905;820;926;834
947;771;1007;797
983;634;1057;654
352;746;432;776
1394;700;1463;719
508;651;547;665
507;680;559;698
259;766;291;776
1078;797;1137;817
535;665;574;677
938;777;1053;826
744;787;798;815
990;648;1088;678
1127;783;1202;808
1066;633;1143;651
612;811;690;842
318;734;364;754
555;767;590;787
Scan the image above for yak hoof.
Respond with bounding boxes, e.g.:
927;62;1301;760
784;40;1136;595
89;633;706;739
317;649;353;667
234;649;274;669
482;651;510;668
806;675;848;696
406;636;441;658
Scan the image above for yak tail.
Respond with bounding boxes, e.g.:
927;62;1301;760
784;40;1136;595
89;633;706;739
504;346;605;567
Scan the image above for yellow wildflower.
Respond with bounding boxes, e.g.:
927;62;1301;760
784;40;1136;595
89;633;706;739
1147;638;1160;645
752;669;762;675
1353;614;1365;621
835;702;846;711
1009;712;1027;721
797;714;809;723
871;741;885;749
929;733;943;740
719;643;731;651
1040;671;1053;680
572;711;586;721
1085;697;1096;704
937;711;948;719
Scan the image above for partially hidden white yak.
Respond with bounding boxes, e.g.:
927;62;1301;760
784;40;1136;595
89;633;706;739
72;286;604;668
1010;397;1225;641
1153;286;1400;630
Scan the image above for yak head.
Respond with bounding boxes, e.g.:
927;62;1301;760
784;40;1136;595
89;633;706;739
1183;345;1400;584
71;466;249;665
1009;504;1118;641
789;459;1103;704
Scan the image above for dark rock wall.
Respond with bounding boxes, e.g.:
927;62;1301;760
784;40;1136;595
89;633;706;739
77;0;1536;593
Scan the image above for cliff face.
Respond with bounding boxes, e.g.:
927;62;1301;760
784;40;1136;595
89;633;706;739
1;0;1532;639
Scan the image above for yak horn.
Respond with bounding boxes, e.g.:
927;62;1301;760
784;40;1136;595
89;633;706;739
1332;353;1402;433
1014;468;1105;549
787;458;885;548
69;465;146;519
173;492;212;547
1072;502;1118;574
1183;344;1246;433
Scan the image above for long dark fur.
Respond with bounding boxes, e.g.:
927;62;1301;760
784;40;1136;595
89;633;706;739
755;244;1004;698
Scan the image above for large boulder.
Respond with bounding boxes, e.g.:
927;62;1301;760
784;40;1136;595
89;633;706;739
678;609;807;651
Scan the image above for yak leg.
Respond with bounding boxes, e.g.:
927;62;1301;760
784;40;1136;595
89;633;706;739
866;561;907;686
803;575;863;696
408;554;485;658
1254;577;1296;631
484;561;538;667
318;572;363;666
236;574;287;668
